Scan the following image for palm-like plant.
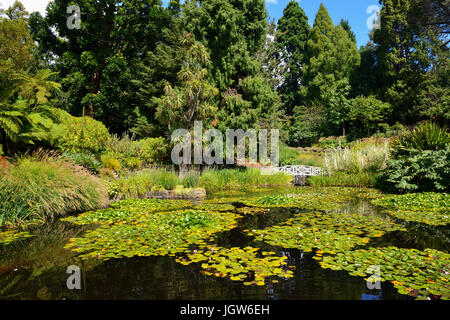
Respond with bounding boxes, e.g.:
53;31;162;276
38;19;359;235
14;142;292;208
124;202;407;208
391;122;450;156
0;104;29;142
13;69;62;111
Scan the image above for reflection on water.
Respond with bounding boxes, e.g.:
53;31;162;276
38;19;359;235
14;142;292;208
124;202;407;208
0;187;446;300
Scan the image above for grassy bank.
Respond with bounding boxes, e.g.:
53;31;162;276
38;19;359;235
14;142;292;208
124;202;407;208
0;154;108;227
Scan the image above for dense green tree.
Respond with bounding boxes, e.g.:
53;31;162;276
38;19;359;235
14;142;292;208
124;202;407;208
339;19;356;44
275;1;310;115
373;0;448;123
348;96;392;138
28;0;174;133
301;6;360;137
0;5;35;102
182;0;282;131
14;69;62;110
154;33;218;131
183;0;267;91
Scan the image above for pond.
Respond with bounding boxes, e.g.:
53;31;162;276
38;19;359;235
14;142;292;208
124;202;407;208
0;187;448;300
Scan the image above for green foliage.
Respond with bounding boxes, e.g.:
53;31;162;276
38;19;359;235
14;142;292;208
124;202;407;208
62;198;192;226
373;0;448;123
279;145;301;166
183;0;267;91
308;172;378;188
316;136;348;149
287;105;323;147
382;122;450;193
391;122;450;157
64;198;240;260
246;206;404;254
0;11;34;102
177;246;292;286
29;0;173;133
54;116;111;154
62;152;102;174
382;147;450;193
199;168;292;194
13;70;61;110
371;192;450;226
0;154;108;226
110;169;180;200
154;32;218;131
320;247;450;300
138;137;169;165
275;1;310;115
0;230;33;245
348;96;392;139
181;173;200;189
100;154;122;171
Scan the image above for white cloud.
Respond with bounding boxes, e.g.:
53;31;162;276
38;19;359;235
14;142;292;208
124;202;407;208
266;0;278;4
0;0;50;15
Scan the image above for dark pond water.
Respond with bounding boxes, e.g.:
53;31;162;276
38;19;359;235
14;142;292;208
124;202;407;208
0;187;448;300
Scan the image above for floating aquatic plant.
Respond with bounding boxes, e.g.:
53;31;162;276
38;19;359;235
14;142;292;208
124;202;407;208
65;210;241;260
62;199;192;225
176;246;293;286
371;193;450;226
246;210;405;255
320;247;450;300
0;230;33;245
242;188;354;211
236;207;270;215
194;203;235;212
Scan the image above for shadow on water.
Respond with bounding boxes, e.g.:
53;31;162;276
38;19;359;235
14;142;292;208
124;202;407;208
0;187;445;300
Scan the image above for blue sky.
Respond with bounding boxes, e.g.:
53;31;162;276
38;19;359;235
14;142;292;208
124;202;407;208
1;0;380;47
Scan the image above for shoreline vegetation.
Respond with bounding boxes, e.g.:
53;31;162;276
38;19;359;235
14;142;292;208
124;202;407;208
0;121;449;229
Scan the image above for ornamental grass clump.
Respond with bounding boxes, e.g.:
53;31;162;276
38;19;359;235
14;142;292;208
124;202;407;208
323;140;390;175
0;152;108;226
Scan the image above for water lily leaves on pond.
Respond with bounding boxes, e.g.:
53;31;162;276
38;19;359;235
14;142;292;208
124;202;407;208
64;210;242;260
176;246;293;286
194;203;235;212
236;207;270;215
371;193;450;226
203;197;249;204
245;210;405;255
319;247;450;300
0;230;33;245
62;199;192;225
241;189;354;211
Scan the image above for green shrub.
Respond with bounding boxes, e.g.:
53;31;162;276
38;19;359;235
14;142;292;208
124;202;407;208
105;135;168;168
373;122;407;138
138;137;169;165
124;157;143;170
100;154;122;171
391;122;450;157
0;144;3;156
382;147;450;193
63;152;102;174
0;154;108;226
53;116;111;154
